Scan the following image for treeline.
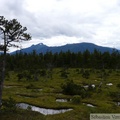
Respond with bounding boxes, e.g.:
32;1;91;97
0;49;120;71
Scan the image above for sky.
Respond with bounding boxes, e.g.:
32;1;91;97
0;0;120;52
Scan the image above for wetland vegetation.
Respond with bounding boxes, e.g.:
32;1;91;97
0;49;120;120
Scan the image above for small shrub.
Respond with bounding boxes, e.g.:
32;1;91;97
76;69;80;74
80;68;84;74
61;80;86;98
60;67;69;78
88;84;95;91
26;84;34;89
82;70;90;79
117;84;120;89
72;95;81;104
60;71;68;78
109;92;120;101
2;97;16;112
17;71;32;81
17;73;24;81
27;106;32;111
40;69;46;76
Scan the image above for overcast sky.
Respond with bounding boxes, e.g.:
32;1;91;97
0;0;120;51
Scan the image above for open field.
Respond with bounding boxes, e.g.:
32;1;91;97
1;68;120;120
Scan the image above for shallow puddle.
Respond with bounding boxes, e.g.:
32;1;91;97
17;103;72;115
4;85;17;88
106;83;113;86
83;103;95;107
117;102;120;106
56;99;71;102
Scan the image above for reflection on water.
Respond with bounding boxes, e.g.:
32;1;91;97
83;103;95;107
56;99;70;102
4;85;18;88
106;83;113;86
17;103;72;115
117;102;120;106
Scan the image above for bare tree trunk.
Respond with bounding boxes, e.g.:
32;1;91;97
0;64;3;108
0;32;6;109
0;60;5;108
0;81;4;107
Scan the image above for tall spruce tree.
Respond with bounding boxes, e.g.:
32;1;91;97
0;16;31;108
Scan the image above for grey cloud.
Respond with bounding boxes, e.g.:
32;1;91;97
0;0;104;40
31;10;99;39
0;0;120;49
0;0;25;18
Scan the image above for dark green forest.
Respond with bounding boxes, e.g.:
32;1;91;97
1;49;120;71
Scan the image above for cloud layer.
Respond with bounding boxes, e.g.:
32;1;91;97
0;0;120;51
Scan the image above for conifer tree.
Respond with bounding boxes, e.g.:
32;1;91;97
0;16;31;108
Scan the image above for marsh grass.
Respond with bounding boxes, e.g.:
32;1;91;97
2;68;120;120
0;109;45;120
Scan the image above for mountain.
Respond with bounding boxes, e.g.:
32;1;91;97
11;42;120;54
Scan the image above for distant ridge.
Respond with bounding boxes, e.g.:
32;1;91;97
11;42;120;54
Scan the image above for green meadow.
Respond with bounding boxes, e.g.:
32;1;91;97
1;68;120;120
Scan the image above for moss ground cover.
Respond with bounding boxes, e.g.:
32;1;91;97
1;68;120;120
